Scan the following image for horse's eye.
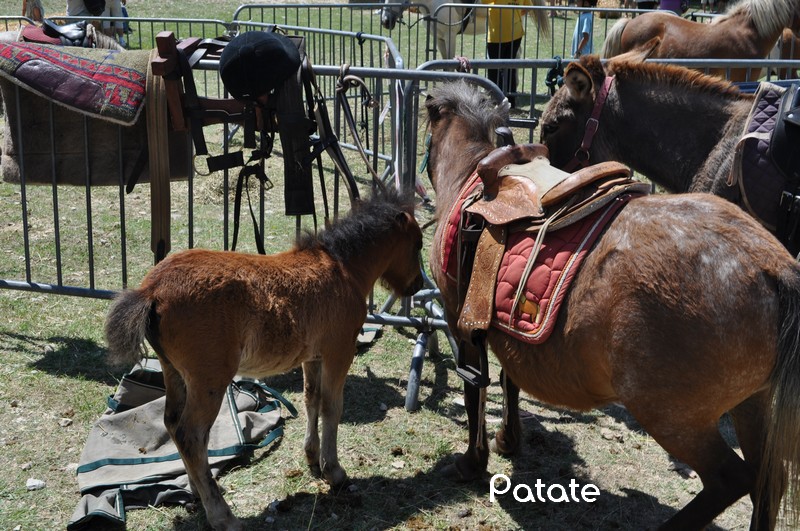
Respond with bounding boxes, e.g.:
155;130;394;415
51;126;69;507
541;123;558;137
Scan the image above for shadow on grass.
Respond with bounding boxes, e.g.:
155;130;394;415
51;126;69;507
1;332;118;385
210;413;730;531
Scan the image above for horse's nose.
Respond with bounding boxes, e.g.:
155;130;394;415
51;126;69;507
405;272;424;297
381;12;397;30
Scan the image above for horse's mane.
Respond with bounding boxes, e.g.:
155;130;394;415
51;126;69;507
714;0;799;40
295;187;415;262
426;80;509;158
607;59;743;99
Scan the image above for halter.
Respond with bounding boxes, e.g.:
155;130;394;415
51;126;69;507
563;76;615;173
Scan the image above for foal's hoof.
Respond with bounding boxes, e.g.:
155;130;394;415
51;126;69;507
441;454;484;482
323;466;349;489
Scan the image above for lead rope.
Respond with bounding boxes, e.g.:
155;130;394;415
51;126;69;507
336;65;387;192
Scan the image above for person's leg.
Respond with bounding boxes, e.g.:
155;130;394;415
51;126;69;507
486;41;501;89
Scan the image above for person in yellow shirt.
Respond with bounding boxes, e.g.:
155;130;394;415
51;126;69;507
483;0;531;108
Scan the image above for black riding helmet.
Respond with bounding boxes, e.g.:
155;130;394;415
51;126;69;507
219;31;302;101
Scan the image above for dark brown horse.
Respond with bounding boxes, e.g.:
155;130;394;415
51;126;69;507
601;0;800;82
103;188;424;531
426;79;800;530
540;54;773;231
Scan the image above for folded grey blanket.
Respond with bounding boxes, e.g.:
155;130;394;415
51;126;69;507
68;358;296;530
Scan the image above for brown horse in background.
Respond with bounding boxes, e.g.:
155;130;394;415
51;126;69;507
601;0;800;81
540;54;752;202
103;189;424;531
538;54;800;251
426;79;800;530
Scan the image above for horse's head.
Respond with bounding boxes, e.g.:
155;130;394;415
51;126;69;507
540;56;609;170
378;194;425;297
380;0;409;30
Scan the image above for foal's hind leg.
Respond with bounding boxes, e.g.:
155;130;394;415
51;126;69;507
730;391;785;531
630;407;755;530
166;373;239;531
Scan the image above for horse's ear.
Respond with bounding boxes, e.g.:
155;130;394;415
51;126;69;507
395;210;414;227
563;63;593;103
425;95;443;122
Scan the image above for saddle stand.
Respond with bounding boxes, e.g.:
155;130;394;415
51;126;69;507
453;145;649;387
149;31;361;258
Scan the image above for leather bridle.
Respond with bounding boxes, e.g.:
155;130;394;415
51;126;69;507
563;76;615;173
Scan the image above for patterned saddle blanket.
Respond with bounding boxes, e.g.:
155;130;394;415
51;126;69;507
0;42;149;125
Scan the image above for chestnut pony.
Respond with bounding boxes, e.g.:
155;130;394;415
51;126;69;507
104;188;424;531
601;0;800;82
426;80;800;530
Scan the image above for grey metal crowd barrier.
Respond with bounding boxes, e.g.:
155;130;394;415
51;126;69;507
0;18;405;300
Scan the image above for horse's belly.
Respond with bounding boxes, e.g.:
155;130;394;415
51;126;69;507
488;330;618;411
236;332;320;378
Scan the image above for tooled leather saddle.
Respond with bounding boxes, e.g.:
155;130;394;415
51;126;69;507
445;144;649;387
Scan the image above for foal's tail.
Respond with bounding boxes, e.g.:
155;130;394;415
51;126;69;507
104;289;154;368
600;17;628;58
760;268;800;526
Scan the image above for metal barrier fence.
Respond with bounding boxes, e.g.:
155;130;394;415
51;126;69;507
0;17;406;299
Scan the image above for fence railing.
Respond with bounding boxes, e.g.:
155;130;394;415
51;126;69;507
1;9;800;300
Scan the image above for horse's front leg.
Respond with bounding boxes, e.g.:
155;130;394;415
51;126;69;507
445;342;489;481
302;360;322;477
317;342;353;488
491;369;521;456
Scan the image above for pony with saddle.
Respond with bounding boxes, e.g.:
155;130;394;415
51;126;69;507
601;0;800;82
539;54;800;255
426;79;800;529
104;187;424;530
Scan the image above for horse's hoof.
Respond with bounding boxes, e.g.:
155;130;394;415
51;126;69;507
323;466;348;488
440;454;484;482
308;463;322;478
490;431;519;456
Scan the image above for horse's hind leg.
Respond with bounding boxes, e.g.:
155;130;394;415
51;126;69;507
168;374;239;530
730;391;785;531
632;410;755;530
160;361;186;444
491;369;521;456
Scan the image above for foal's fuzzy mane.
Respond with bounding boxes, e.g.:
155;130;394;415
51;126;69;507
607;59;743;99
716;0;799;40
295;187;415;262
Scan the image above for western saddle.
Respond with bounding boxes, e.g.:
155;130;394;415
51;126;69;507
453;143;649;387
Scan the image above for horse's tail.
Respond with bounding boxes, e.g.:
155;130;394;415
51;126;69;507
104;289;154;368
530;0;550;39
601;17;628;58
759;267;800;527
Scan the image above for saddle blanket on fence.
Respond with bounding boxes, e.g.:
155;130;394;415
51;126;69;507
0;43;148;125
441;172;634;344
67;359;296;530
